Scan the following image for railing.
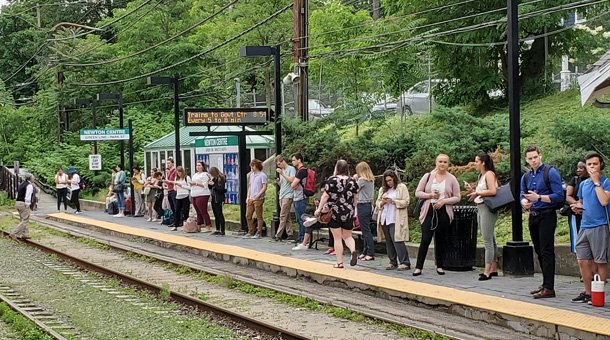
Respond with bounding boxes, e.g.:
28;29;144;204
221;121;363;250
0;166;21;199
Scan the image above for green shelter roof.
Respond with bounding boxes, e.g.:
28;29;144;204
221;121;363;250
144;126;273;150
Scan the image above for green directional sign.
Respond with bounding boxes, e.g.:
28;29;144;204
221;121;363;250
80;128;130;141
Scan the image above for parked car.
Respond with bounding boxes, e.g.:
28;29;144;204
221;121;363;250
370;94;398;113
397;79;440;115
308;99;334;117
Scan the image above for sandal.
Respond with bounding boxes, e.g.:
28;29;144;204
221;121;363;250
362;256;375;261
385;264;397;270
357;254;366;260
350;251;358;266
333;263;344;269
324;248;335;255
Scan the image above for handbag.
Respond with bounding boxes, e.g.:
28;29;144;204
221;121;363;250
143;186;151;195
413;173;431;216
319;205;333;224
483;183;515;211
182;217;200;233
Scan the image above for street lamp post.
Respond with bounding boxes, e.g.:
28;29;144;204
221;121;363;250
97;92;124;169
240;45;282;236
147;76;181;166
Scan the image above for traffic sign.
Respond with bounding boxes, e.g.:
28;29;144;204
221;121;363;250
89;154;102;170
80;128;130;141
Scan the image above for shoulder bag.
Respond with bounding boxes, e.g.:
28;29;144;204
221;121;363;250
483;183;515;212
413;173;431;216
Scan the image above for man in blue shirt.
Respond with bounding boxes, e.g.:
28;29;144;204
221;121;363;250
570;152;610;303
520;145;564;299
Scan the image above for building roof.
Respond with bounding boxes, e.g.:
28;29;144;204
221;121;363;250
144;126;273;150
578;50;610;106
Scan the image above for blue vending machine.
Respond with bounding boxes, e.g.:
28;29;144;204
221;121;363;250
195;136;240;204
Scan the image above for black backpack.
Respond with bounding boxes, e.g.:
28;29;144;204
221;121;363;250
521;166;565;209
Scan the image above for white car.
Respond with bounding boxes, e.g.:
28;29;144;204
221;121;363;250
371;94;397;113
308;99;334;117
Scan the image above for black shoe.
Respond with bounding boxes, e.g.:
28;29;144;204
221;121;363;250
571;292;591;303
412;270;422;276
436;268;445;275
490;272;499;277
478;274;492;281
530;286;544;295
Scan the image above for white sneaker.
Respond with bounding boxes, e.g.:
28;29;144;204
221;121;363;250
151;218;158;222
303;217;318;227
113;213;125;218
292;243;308;250
146;218;152;222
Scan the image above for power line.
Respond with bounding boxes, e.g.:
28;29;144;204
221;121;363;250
303;0;544;51
309;0;605;58
63;0;239;67
71;2;293;87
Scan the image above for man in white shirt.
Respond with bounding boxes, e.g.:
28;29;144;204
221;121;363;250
11;174;35;240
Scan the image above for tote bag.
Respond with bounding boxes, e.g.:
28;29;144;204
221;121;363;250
483;183;515;212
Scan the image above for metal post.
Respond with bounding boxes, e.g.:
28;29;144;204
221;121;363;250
235;78;241;108
173;76;181;166
503;0;534;276
272;46;282;234
128;119;135;216
118;94;125;170
238;133;250;233
92;99;98;154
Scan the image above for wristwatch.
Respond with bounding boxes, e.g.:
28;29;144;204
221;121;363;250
537;195;541;202
594;183;601;187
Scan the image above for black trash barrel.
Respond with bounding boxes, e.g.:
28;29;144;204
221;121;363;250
436;206;478;271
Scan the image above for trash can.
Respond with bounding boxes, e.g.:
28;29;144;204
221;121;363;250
436;206;478;271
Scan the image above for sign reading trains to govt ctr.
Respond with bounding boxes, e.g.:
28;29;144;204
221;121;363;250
183;108;269;126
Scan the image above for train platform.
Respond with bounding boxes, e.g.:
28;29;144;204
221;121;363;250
23;195;610;338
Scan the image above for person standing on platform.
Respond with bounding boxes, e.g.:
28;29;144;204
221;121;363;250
354;161;375;261
132;166;145;217
243;159;267;239
164;166;191;231
570;152;610;303
466;152;499;281
413;154;461;276
54;168;69;212
566;160;588;253
314;160;359;268
165;158;177;227
113;164;127;217
67;166;82;214
520;145;564;299
209;167;226;236
191;161;212;232
376;170;411;271
290;153;309;244
275;155;296;241
10;174;35;240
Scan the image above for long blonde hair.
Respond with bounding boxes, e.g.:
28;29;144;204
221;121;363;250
355;162;374;181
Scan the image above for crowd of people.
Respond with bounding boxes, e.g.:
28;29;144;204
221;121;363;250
12;145;609;304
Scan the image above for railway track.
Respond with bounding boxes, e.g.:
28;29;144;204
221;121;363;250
1;231;310;340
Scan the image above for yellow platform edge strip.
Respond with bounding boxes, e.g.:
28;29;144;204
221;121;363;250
49;213;610;335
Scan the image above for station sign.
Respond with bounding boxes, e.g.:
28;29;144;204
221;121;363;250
89;154;102;170
195;136;239;154
184;108;269;126
80;128;130;141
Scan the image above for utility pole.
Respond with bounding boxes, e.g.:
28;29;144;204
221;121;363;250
294;0;309;121
36;3;41;28
372;0;380;20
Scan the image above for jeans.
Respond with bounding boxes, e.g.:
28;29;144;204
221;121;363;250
56;188;68;211
416;205;450;270
529;211;557;290
192;195;211;226
116;191;125;210
211;201;225;234
293;199;307;242
167;191;177;216
357;202;374;256
70;189;81;212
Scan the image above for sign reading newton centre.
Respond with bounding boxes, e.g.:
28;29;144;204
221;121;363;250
80;128;130;141
184;108;269;126
195;136;239;153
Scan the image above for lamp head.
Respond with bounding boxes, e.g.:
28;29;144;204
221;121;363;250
282;72;300;85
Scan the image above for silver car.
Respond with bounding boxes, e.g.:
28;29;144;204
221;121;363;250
397;79;439;115
308;99;334;117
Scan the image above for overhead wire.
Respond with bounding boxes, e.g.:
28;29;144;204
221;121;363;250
63;0;239;67
309;0;606;58
70;2;293;87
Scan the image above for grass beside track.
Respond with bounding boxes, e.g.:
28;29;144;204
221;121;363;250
0;302;53;340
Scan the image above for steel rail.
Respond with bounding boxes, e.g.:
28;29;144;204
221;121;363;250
1;231;310;340
0;291;68;340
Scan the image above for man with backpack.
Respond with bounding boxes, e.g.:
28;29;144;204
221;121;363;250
520;145;565;299
289;153;315;248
